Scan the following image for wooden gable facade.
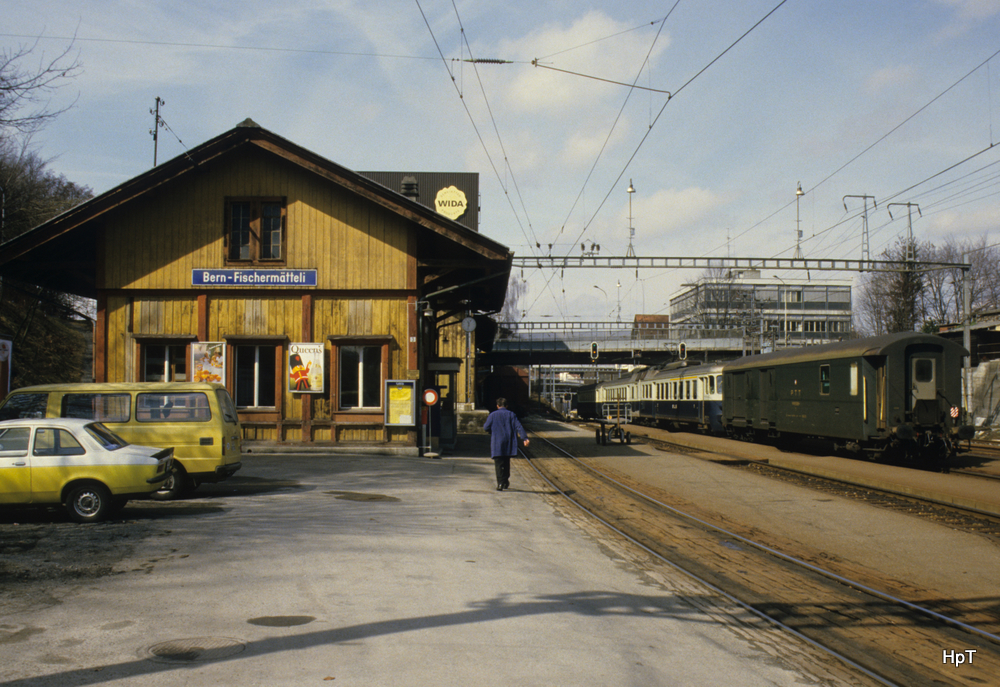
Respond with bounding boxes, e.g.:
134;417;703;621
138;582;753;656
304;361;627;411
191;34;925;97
0;120;512;449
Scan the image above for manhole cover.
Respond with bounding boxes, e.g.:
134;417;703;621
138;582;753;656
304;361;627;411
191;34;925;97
145;637;246;663
247;615;315;627
323;491;399;502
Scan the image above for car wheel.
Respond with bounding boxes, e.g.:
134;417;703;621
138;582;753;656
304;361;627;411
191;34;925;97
66;483;113;523
151;465;188;501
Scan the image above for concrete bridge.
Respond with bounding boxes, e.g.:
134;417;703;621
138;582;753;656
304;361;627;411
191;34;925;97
481;321;746;367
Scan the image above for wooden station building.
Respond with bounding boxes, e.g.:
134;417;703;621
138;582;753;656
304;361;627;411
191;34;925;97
0;120;512;451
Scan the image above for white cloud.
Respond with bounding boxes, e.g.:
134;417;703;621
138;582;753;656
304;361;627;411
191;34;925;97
932;0;1000;38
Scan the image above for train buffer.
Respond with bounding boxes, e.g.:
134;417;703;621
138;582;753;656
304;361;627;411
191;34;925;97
596;403;633;445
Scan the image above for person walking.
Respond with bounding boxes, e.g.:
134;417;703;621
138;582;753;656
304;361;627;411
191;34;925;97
482;397;529;491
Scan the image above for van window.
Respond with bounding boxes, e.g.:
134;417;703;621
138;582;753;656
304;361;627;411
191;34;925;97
63;393;132;422
0;393;48;420
136;392;212;422
820;365;831;395
216;389;239;424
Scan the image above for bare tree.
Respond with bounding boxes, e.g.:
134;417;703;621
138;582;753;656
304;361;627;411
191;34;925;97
0;39;81;135
0;136;91;241
855;236;926;334
921;240;958;327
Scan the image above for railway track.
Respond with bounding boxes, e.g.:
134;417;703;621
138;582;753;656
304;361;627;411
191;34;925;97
520;425;1000;687
579;417;1000;518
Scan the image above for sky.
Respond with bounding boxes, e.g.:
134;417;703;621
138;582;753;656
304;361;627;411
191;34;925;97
5;0;1000;323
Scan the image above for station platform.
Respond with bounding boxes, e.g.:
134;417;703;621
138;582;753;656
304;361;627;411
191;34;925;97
636;427;1000;518
1;435;879;687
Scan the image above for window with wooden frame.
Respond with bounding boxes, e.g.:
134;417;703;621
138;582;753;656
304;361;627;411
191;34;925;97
225;198;286;264
329;336;391;413
234;344;278;409
142;343;189;382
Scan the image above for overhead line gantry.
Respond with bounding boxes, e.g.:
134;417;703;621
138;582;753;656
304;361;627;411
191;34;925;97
511;255;971;273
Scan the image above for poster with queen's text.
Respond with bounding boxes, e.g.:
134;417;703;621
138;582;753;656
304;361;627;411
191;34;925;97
288;343;325;393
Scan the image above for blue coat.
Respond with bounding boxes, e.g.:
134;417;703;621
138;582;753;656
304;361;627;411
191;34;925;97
483;407;526;457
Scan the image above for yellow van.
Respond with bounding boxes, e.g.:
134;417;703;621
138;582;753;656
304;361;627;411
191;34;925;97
0;382;242;499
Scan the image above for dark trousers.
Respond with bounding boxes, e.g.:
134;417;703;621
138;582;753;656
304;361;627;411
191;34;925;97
493;456;511;486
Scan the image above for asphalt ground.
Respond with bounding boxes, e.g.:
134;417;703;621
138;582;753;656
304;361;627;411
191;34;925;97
0;434;880;687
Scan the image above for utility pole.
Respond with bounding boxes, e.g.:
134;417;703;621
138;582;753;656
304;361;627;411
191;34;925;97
794;182;804;260
888;202;922;331
843;194;876;267
625;180;636;258
149;97;166;166
887;202;921;262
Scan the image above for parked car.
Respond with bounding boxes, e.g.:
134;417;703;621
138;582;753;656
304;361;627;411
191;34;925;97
0;418;174;522
0;382;241;499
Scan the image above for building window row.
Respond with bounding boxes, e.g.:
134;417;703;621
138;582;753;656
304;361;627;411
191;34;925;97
139;341;385;412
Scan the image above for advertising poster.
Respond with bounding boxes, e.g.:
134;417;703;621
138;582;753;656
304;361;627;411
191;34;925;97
191;342;225;383
288;343;325;393
385;380;416;426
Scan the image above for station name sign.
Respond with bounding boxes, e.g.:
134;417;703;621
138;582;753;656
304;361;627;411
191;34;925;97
193;269;318;287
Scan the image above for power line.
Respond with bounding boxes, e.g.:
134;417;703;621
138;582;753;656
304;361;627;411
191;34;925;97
564;0;790;258
414;0;540;256
0;32;439;62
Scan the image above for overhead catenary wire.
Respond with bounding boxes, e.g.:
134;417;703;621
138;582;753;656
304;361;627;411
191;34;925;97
523;3;681;316
414;0;542;257
562;0;790;260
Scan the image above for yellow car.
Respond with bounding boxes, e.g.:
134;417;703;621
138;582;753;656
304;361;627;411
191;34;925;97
0;418;174;522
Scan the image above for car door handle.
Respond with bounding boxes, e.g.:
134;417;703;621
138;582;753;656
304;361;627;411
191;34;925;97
13;462;27;466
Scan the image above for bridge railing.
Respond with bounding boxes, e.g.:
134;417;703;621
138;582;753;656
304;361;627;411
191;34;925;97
494;321;743;345
491;322;744;354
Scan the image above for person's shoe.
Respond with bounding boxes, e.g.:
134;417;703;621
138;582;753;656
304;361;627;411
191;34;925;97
502;481;509;490
497;484;503;491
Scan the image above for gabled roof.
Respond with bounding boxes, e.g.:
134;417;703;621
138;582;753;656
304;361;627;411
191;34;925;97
0;119;511;313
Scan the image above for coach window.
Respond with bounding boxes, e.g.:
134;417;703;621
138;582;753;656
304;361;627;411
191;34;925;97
850;363;859;396
820;365;831;395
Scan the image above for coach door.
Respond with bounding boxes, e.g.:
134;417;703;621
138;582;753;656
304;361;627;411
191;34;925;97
757;368;773;428
910;355;938;425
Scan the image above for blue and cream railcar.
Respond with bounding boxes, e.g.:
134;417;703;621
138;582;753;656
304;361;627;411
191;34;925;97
636;362;725;433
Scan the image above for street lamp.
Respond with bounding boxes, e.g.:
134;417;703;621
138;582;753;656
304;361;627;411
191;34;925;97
794;182;804;260
593;285;609;320
615;280;623;323
773;275;788;347
625;180;636;259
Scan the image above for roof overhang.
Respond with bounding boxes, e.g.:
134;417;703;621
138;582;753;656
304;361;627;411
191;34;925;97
0;120;512;314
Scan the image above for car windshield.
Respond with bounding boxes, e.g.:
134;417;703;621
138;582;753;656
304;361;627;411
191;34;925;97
85;422;130;450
